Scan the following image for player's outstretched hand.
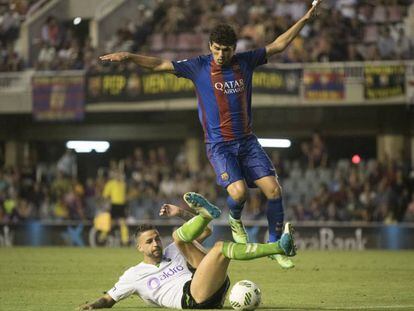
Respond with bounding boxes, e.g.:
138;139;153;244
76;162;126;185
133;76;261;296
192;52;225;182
159;204;181;218
99;52;130;62
77;303;93;310
305;0;323;19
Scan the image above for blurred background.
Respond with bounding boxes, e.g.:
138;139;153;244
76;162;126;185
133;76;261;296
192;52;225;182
0;0;413;248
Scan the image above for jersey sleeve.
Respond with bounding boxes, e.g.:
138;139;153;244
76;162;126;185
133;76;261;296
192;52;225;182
172;56;203;80
107;270;137;302
164;243;186;261
237;47;268;70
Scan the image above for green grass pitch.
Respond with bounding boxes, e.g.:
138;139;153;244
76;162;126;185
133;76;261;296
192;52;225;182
1;248;414;311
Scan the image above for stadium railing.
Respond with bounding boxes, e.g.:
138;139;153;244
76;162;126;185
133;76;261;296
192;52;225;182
0;70;34;113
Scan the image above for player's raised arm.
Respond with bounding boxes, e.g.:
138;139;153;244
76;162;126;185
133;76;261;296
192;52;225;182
99;52;174;73
77;294;115;310
265;0;323;57
159;203;197;221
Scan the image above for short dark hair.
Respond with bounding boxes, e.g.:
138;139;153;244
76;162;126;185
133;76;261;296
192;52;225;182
209;23;237;47
135;224;156;239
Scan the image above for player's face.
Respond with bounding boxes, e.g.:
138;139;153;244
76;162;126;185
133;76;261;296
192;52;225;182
137;229;163;261
209;42;235;66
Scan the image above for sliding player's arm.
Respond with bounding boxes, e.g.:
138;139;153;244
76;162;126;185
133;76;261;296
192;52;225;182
159;204;212;243
99;52;175;73
265;0;323;57
78;294;115;310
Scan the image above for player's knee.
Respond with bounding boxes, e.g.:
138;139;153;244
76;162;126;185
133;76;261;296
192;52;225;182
268;184;282;199
227;186;248;203
213;241;224;252
172;230;184;244
212;241;228;261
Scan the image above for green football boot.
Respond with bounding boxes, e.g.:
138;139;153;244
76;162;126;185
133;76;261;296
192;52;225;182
228;214;249;244
183;192;221;220
269;254;295;269
270;222;296;269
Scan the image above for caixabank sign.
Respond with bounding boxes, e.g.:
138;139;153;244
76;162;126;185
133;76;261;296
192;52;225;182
1;222;413;250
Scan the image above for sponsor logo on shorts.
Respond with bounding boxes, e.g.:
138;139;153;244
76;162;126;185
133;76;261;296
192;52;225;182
147;265;185;290
221;172;229;181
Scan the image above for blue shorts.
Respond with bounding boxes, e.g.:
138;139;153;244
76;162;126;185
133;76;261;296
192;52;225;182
206;135;276;188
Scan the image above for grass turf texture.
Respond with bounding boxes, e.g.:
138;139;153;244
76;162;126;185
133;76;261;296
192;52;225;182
1;248;413;311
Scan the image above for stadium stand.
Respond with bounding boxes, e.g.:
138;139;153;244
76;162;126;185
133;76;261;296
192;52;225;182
98;0;414;64
2;0;414;72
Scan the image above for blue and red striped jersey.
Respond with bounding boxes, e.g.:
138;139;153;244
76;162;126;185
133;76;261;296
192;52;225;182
172;48;267;143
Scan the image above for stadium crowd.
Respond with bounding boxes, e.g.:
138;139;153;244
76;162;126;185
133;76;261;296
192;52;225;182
0;139;413;225
94;0;414;71
139;0;414;63
1;0;414;72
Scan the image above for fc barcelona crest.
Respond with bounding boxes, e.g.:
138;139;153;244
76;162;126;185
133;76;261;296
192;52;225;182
221;172;229;181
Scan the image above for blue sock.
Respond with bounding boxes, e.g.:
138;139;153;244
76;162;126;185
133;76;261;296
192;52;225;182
227;196;245;219
267;198;284;242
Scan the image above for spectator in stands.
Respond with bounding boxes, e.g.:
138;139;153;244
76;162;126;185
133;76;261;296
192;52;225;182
0;169;8;193
41;15;62;48
64;178;85;220
310;132;328;168
36;41;56;70
299;141;312;169
336;0;357;19
403;193;414;222
377;26;395;60
57;148;77;178
0;4;20;48
311;33;330;62
345;189;365;221
347;43;364;61
158;0;186;35
394;27;411;60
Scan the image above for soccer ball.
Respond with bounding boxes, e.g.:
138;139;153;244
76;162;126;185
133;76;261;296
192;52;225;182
229;280;262;311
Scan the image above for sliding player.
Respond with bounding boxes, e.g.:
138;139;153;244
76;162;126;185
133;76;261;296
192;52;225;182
78;192;296;310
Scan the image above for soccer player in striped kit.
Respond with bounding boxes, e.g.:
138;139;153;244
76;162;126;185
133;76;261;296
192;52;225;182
101;0;322;269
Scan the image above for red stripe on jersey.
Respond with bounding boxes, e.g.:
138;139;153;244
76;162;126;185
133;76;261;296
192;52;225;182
210;60;235;141
232;63;252;135
195;89;208;142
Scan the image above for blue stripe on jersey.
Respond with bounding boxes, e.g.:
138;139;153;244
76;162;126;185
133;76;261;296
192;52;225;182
195;60;222;142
